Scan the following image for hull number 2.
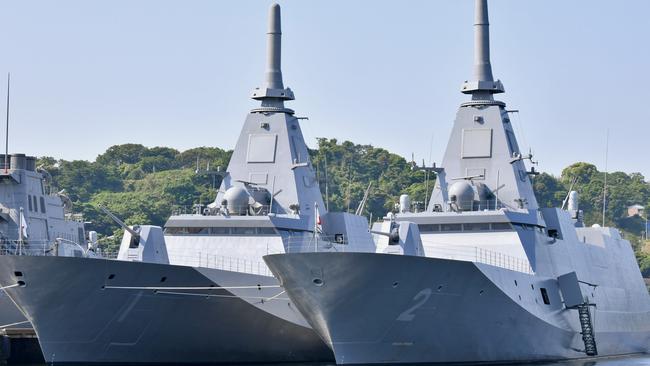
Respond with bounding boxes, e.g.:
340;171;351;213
397;288;432;322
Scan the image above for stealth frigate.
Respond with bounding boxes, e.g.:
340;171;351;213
264;1;650;364
0;4;375;364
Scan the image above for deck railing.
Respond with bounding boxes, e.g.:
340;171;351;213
419;239;533;274
166;251;273;277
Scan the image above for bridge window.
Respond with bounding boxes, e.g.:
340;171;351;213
28;195;32;211
187;227;209;234
440;224;462;232
231;227;256;235
419;222;513;233
418;224;439;232
257;227;277;235
463;223;490;231
40;197;46;213
491;223;512;231
166;227;277;236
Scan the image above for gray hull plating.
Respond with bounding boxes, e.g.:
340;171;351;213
265;252;650;364
0;255;332;364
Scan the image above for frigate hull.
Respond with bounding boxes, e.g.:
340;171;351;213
264;252;650;364
0;255;332;364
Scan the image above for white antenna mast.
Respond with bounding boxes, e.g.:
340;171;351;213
602;129;609;227
4;73;10;174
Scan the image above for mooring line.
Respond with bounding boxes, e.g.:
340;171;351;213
0;320;29;329
0;283;19;291
155;290;289;301
265;290;286;301
103;284;281;291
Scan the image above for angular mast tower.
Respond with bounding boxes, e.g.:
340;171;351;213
429;0;538;212
215;3;325;221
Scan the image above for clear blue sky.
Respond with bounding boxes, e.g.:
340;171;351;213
1;1;649;177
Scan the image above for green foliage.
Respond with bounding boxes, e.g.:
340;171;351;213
309;138;433;220
533;172;565;208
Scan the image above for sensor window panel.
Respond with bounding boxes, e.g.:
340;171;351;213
461;128;492;158
247;134;277;163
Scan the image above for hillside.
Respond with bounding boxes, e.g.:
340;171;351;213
37;140;650;275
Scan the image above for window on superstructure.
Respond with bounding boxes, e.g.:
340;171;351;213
463;223;490;231
490;223;512;231
211;227;230;235
440;224;462;232
257;227;277;235
418;224;439;232
33;196;38;212
232;227;256;235
28;195;32;211
164;227;187;234
40;197;46;213
186;227;208;234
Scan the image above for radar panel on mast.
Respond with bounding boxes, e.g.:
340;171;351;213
247;134;278;163
461;128;493;158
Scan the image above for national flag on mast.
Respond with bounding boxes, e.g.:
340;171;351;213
19;208;28;239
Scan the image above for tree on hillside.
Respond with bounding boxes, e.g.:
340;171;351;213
96;144;149;165
533;172;566;208
310;138;433;220
176;147;232;171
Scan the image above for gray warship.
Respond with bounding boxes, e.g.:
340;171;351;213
0;4;375;364
0;153;92;331
264;0;650;364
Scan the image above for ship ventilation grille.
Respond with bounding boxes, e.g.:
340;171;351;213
577;303;598;356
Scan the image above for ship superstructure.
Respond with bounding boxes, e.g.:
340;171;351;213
0;154;87;254
0;153;91;331
264;1;650;364
0;4;374;364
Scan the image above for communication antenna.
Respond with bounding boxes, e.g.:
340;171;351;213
4;73;10;173
602;130;609;227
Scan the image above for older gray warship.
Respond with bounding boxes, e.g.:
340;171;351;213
264;0;650;364
0;153;91;325
0;4;375;364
